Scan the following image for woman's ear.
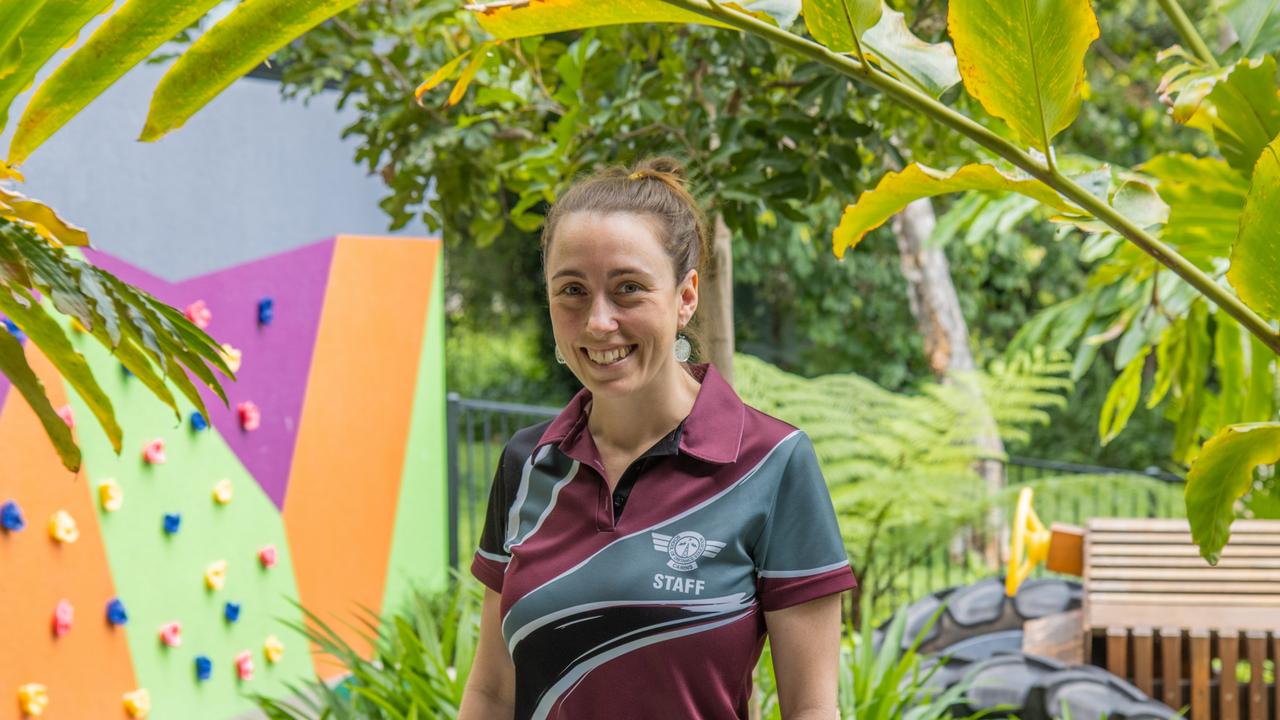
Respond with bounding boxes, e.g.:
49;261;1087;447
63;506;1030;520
678;269;699;328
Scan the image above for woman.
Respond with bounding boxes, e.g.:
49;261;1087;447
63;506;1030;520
459;157;856;720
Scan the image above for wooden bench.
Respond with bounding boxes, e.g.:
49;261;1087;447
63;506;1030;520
1082;518;1280;720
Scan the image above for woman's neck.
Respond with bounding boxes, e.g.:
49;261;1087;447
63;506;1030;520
586;361;702;454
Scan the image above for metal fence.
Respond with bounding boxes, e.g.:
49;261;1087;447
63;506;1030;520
445;394;1186;616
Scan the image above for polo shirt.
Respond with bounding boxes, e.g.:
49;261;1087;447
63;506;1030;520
471;362;856;720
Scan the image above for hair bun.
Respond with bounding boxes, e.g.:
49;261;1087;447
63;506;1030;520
633;156;687;181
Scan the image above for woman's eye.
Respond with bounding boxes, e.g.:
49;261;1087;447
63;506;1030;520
561;285;584;296
619;282;642;293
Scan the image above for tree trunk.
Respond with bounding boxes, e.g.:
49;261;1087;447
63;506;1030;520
700;213;736;383
892;198;1006;564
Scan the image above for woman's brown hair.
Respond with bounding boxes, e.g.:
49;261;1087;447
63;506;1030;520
540;156;711;360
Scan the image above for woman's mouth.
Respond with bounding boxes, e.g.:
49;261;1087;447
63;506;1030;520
583;344;637;367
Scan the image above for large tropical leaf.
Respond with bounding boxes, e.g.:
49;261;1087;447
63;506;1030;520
0;0;113;129
1141;154;1248;266
947;0;1099;157
0;1;50;80
0;325;79;470
1186;422;1280;564
7;0;225;166
1203;56;1280;177
471;0;732;39
140;0;367;141
861;6;960;98
0;186;90;246
832;163;1075;257
803;0;882;52
1227;134;1280;320
1221;0;1280;57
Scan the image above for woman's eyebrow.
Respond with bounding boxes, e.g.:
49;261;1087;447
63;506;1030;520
551;267;653;280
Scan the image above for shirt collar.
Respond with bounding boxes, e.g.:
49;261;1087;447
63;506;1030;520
536;362;745;466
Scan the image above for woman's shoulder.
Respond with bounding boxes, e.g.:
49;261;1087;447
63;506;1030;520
502;418;556;463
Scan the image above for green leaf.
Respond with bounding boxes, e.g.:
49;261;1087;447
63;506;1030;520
1227;134;1280;320
1099;346;1149;445
948;0;1099;155
0;325;79;470
1111;180;1168;230
7;0;224;165
861;6;960;98
0;2;48;82
1221;0;1280;56
802;0;881;52
470;0;732;40
0;288;121;453
0;186;90;247
1215;315;1247;423
1186;422;1280;564
1202;56;1280;177
414;48;474;102
832;163;1075;257
140;0;365;142
1142;154;1248;266
1244;334;1275;422
447;42;494;107
0;0;113;131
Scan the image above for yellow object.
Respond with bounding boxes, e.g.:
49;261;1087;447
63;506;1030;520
48;510;79;543
99;480;123;512
212;479;234;504
122;688;150;718
220;343;242;374
263;634;285;664
205;560;228;591
18;683;49;716
1006;487;1052;596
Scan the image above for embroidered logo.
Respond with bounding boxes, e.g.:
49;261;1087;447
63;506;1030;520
651;530;726;572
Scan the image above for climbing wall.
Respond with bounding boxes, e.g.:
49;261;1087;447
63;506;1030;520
0;235;448;719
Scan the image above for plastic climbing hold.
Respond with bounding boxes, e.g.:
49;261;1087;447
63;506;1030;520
48;510;78;544
17;683;48;716
1;500;25;532
195;655;212;682
163;513;181;535
3;318;24;342
237;402;260;431
159;621;182;648
122;688;150;719
235;650;255;680
257;297;274;325
263;635;284;664
98;480;123;512
52;600;73;638
220;343;242;374
142;439;166;465
106;598;128;626
212;479;234;505
184;300;212;329
258;545;278;569
224;602;241;623
55;405;74;428
205;560;227;591
190;411;208;431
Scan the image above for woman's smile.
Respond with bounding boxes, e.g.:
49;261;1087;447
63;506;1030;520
583;344;638;367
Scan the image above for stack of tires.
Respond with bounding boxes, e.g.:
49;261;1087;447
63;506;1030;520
877;577;1179;719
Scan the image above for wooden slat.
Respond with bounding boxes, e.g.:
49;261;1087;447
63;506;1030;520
1190;629;1210;720
1090;531;1280;545
1092;556;1280;569
1088;518;1280;533
1219;631;1239;719
1091;580;1280;594
1091;544;1280;558
1107;627;1129;680
1091;567;1280;581
1132;627;1154;697
1087;593;1280;606
1090;604;1280;633
1246;631;1267;720
1160;627;1183;710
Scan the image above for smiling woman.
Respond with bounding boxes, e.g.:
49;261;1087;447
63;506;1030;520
457;158;857;720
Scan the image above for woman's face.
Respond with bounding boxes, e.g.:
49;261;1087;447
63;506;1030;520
545;211;698;399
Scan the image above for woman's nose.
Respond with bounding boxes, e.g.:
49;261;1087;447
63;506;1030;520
586;294;619;333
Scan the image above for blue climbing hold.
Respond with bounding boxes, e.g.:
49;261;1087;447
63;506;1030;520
163;513;181;535
1;500;24;532
190;411;208;431
2;318;24;343
257;297;274;325
195;655;213;682
106;598;128;626
224;601;241;623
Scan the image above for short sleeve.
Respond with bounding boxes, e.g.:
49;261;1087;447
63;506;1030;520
754;431;857;611
470;451;512;593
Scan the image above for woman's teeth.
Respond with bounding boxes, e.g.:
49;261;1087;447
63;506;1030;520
586;345;635;365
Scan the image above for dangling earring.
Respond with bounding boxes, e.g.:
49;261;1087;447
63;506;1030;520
673;333;691;362
555;345;567;365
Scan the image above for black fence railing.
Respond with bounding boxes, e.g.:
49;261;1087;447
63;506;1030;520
446;394;1187;617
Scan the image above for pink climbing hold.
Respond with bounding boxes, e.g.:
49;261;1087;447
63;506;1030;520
142;439;166;465
159;621;182;648
237;402;261;431
258;544;278;569
234;650;254;680
56;405;74;428
184;300;212;329
52;600;73;638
